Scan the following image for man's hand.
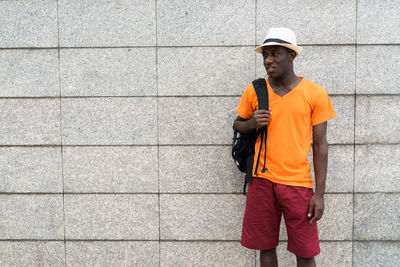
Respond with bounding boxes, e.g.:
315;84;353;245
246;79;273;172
307;194;324;223
250;109;272;128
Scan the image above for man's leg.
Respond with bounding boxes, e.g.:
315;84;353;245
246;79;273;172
241;178;281;250
276;184;320;260
296;256;316;267
260;248;278;267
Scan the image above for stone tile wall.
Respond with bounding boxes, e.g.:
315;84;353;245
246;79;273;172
0;0;399;266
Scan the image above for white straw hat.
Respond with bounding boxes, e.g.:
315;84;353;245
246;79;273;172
255;28;302;56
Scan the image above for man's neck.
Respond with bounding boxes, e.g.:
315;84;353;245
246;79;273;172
269;71;299;90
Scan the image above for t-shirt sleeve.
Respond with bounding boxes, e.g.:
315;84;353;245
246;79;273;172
311;86;336;126
237;83;257;119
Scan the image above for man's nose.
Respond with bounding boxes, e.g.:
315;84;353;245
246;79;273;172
264;56;273;64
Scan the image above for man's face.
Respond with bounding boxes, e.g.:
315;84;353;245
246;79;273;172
262;46;294;78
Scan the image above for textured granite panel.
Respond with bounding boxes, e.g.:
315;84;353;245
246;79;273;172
318;194;353;240
256;0;356;44
0;0;57;47
256;45;356;95
295;46;356;94
0;241;64;267
63;146;158;193
279;193;353;241
316;241;352;266
158;97;238;145
309;145;354;193
354;193;400;240
160;241;254;267
61;48;156;96
255;59;268;79
159;146;243;193
158;0;255;46
358;0;400;44
0;195;64;239
0;99;60;145
356;96;400;143
59;0;156;46
256;241;352;267
66;241;159;266
278;220;288;241
355;145;400;192
158;47;255;96
325;145;353;192
328;96;354;144
354;241;400;267
0;147;62;193
65;194;158;239
357;45;400;94
160;194;245;240
62;98;157;145
0;50;59;97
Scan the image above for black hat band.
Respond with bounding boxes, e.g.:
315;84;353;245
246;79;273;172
263;38;292;45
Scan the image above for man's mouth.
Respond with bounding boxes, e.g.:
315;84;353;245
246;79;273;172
266;66;275;72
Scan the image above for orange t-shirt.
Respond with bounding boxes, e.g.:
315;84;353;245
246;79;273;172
237;77;336;188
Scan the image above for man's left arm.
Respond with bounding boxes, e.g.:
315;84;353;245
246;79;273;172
308;121;328;223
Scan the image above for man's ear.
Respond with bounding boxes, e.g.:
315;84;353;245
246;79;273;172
288;50;296;62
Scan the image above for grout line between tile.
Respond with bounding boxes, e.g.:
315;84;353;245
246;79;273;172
353;1;359;265
55;0;67;265
2;192;399;196
0;93;396;99
0;143;398;148
254;3;257;266
155;1;161;266
0;43;396;50
1;239;399;242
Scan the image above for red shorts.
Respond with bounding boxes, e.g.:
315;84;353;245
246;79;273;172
241;177;320;258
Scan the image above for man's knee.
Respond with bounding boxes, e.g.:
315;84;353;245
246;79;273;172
260;248;278;267
261;247;276;255
296;255;316;267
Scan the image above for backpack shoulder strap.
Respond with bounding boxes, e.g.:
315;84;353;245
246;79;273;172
252;78;269;110
242;78;270;195
251;78;269;179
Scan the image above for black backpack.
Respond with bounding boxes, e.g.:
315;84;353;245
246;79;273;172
232;78;269;195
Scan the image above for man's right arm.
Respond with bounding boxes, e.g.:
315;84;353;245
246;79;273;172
233;109;271;134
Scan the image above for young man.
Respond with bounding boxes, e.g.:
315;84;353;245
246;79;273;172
234;28;336;267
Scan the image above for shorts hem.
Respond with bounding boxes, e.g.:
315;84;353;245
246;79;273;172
241;240;278;251
287;247;320;258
